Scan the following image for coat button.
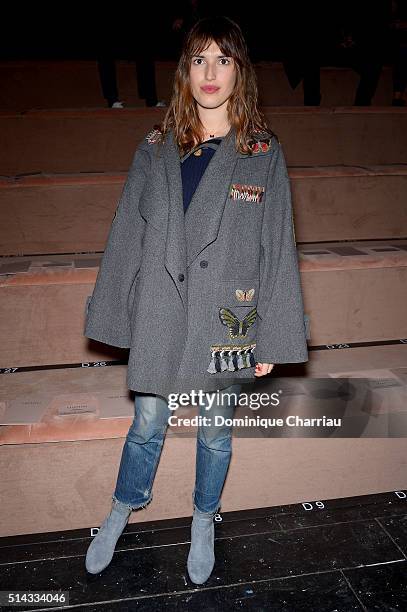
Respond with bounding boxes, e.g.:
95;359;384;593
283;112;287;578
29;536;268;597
178;273;185;282
200;260;208;268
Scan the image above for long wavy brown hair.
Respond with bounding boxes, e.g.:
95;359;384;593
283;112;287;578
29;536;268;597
158;15;274;156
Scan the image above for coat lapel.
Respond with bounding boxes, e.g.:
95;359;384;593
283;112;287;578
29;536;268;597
162;130;188;309
184;126;238;267
162;127;238;309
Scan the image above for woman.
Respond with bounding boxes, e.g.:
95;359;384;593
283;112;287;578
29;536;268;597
84;16;308;583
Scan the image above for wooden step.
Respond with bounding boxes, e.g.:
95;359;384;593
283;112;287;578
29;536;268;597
1;350;406;535
2;344;406;443
1;165;406;255
1;107;406;175
1;241;406;368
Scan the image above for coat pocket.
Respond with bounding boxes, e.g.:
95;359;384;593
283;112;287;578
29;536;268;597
228;198;265;217
211;279;260;343
206;279;260;374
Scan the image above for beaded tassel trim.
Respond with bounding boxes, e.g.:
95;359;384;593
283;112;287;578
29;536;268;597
229;183;265;203
207;343;256;374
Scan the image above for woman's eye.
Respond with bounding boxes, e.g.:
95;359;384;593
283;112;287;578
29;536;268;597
192;58;232;65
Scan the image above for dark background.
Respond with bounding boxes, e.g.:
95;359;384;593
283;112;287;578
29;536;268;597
0;1;399;64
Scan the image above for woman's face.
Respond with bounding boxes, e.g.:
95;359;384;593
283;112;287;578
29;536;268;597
189;40;237;110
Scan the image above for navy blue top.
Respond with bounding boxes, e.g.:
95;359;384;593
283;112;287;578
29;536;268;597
180;138;222;213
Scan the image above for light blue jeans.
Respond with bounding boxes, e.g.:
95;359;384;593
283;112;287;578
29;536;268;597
112;384;241;514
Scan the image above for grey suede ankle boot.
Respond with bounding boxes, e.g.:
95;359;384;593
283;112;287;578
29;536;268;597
187;506;217;584
85;499;132;574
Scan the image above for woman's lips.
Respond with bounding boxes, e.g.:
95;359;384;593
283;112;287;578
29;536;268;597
201;86;220;93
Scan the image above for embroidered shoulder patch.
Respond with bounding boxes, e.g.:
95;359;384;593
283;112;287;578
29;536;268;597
248;138;272;154
246;129;279;156
145;126;163;144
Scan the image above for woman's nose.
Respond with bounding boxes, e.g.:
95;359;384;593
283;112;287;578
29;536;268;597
205;63;216;80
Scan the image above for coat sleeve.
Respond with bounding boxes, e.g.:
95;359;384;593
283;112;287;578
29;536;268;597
255;140;309;364
84;144;150;348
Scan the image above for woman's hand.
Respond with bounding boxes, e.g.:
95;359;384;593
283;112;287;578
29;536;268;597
255;363;275;376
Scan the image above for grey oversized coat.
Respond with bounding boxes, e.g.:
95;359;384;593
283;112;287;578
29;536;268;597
84;126;309;399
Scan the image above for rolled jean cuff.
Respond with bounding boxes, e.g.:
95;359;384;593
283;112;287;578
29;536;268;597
192;489;220;515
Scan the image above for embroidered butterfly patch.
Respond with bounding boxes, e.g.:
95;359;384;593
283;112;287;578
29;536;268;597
229;184;265;203
235;288;255;302
218;307;257;339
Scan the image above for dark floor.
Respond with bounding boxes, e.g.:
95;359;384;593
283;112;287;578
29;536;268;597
0;490;406;611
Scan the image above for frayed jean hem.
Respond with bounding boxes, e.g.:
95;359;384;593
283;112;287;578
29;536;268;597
112;492;153;512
